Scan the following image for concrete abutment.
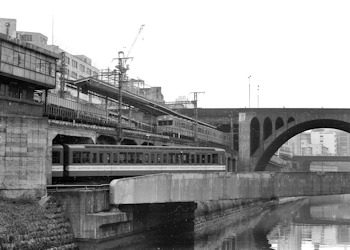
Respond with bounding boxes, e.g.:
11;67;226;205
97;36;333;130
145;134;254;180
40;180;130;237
0;114;50;198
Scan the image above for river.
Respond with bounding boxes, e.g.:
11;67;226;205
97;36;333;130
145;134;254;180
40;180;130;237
78;194;350;249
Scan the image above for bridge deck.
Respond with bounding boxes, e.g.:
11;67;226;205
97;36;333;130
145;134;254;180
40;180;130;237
109;172;350;205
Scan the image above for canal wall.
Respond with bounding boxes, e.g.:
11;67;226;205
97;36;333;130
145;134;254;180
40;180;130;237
49;171;350;241
0;196;77;249
48;189;279;242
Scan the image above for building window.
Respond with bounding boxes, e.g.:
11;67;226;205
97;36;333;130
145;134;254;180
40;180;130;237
86;68;91;75
71;71;77;79
72;60;78;68
21;34;32;42
13;51;25;67
65;57;70;65
79;64;85;72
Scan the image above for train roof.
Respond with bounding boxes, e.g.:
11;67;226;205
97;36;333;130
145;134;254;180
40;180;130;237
62;144;226;152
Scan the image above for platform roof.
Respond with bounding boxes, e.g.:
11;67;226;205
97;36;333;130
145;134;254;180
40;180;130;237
74;77;216;128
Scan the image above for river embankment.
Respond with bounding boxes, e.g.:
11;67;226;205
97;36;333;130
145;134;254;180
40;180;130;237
0;196;78;250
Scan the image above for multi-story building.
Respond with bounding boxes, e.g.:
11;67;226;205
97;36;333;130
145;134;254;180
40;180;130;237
310;129;337;155
13;29;100;100
337;131;350;156
295;129;337;156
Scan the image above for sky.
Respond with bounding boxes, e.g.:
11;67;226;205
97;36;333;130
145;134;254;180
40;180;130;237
2;0;350;109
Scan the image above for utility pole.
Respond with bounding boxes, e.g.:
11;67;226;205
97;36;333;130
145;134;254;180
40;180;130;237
248;75;251;108
257;84;260;108
59;52;66;98
115;51;132;144
191;91;205;144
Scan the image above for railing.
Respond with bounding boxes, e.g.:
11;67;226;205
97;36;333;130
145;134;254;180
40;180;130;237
47;184;110;192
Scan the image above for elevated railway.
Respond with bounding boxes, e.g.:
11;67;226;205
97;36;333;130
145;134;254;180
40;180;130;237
42;76;232;148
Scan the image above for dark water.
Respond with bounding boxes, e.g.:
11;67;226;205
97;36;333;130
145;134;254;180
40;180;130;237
79;195;350;249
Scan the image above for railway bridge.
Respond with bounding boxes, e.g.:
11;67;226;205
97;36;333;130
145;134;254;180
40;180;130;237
236;108;350;172
179;108;350;172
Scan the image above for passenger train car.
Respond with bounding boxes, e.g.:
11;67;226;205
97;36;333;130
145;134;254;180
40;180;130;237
156;115;230;145
52;144;227;179
276;144;293;161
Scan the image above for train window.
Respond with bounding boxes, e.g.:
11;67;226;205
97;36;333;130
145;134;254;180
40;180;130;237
183;153;190;164
212;154;218;164
157;154;161;164
99;153;104;163
145;154;149;164
119;153;126;163
169;153;175;164
73;151;81;163
136;153;143;163
176;154;181;164
128;153;136;163
150;154;155;164
106;153;111;163
207;154;212;164
201;155;206;164
113;153;118;163
163;154;168;164
190;154;195;164
82;152;90;164
92;153;97;163
52;151;60;164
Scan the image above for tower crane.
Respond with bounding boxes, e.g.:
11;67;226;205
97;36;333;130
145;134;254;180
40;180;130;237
111;24;145;63
127;24;145;57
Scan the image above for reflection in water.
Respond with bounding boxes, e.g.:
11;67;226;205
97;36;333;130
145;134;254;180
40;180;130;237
81;195;350;249
268;195;350;249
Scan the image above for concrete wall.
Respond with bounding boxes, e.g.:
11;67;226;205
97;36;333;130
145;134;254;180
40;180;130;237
110;172;350;205
0;114;49;198
50;188;132;240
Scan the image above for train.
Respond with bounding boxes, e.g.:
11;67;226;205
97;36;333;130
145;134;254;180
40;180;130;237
52;144;228;179
275;144;293;161
45;93;231;146
156;115;231;145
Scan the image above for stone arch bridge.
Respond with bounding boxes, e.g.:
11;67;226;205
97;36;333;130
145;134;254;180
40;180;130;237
237;108;350;172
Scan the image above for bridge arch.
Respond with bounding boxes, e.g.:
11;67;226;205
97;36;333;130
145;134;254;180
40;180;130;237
255;119;350;171
275;117;284;130
287;117;295;123
250;117;260;156
263;117;272;140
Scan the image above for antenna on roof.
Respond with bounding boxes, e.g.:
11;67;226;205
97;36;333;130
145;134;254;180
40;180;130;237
51;15;54;45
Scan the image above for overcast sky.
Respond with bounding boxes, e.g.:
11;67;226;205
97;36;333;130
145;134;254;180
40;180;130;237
3;0;350;108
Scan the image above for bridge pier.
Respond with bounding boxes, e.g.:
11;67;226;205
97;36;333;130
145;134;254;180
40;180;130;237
238;112;256;171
